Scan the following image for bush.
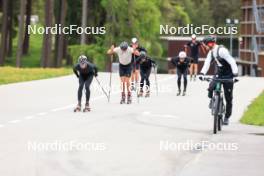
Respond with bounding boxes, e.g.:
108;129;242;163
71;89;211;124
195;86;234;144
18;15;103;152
68;44;107;71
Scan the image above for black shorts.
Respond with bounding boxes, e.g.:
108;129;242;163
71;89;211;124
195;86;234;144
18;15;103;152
190;56;199;64
119;63;132;77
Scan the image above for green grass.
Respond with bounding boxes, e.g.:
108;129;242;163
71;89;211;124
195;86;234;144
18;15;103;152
240;91;264;126
0;66;72;85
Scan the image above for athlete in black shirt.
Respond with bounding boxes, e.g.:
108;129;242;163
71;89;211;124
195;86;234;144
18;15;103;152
131;38;147;90
184;34;206;81
168;51;190;96
73;55;98;112
136;51;156;97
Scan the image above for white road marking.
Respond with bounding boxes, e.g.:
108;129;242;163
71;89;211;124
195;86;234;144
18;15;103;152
37;112;48;116
24;116;34;120
8;120;21;124
142;111;179;119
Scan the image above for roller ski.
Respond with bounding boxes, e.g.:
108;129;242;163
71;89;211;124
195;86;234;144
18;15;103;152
127;93;132;104
74;103;81;112
83;102;91;112
145;91;150;98
177;90;181;96
120;93;126;104
138;91;143;97
182;91;186;96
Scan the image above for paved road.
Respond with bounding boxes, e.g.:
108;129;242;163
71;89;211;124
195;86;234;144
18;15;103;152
0;73;264;176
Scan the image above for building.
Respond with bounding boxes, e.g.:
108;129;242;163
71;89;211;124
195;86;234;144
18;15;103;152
240;0;264;76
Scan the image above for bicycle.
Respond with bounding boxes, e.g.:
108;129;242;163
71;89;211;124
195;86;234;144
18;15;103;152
201;77;238;134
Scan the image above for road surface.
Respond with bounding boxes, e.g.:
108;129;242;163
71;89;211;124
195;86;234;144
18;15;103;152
0;73;264;176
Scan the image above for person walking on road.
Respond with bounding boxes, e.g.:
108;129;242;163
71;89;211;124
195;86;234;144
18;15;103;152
136;51;156;97
168;51;190;96
107;41;140;104
199;35;238;125
73;55;98;112
184;34;206;81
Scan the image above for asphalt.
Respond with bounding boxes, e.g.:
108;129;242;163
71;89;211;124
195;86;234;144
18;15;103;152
0;73;263;176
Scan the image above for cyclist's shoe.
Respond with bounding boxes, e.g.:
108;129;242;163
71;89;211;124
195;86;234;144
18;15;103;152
223;118;229;125
177;90;181;96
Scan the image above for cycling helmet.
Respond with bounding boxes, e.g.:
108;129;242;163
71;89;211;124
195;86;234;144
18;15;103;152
202;35;216;45
78;55;88;64
120;41;128;50
179;51;187;58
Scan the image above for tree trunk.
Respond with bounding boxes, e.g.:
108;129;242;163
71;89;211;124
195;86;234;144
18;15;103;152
22;0;32;55
41;0;53;67
16;0;26;67
80;0;88;44
7;0;13;57
0;0;9;65
55;0;67;67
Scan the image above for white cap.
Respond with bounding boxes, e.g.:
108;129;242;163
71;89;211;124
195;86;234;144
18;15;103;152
191;34;196;39
179;51;187;58
131;37;138;44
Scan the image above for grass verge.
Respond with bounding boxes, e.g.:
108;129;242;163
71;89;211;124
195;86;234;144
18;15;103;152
240;91;264;126
0;66;72;85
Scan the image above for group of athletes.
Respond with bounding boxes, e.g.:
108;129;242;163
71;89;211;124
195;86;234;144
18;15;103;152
72;35;238;125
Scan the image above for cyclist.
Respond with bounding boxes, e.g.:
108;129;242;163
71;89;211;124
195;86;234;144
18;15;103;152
107;41;140;104
168;51;190;96
131;38;147;90
199;36;238;125
184;34;206;81
73;55;98;112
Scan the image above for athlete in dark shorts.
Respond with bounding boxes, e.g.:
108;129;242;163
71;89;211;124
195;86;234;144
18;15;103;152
131;38;147;90
184;34;206;81
168;51;190;96
73;55;98;112
136;51;156;97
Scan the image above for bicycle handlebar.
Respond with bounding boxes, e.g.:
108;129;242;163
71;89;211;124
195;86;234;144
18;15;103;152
203;77;239;83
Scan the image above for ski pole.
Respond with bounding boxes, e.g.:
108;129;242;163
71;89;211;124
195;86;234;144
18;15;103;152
108;54;113;102
154;65;158;96
95;76;109;101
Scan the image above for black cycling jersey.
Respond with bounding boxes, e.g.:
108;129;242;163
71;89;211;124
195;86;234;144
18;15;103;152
73;62;98;79
186;41;201;58
171;56;190;71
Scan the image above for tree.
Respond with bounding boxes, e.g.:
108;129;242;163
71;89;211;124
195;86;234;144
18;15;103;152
0;0;9;65
81;0;88;44
22;0;32;55
16;0;26;67
41;0;53;67
54;0;67;67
